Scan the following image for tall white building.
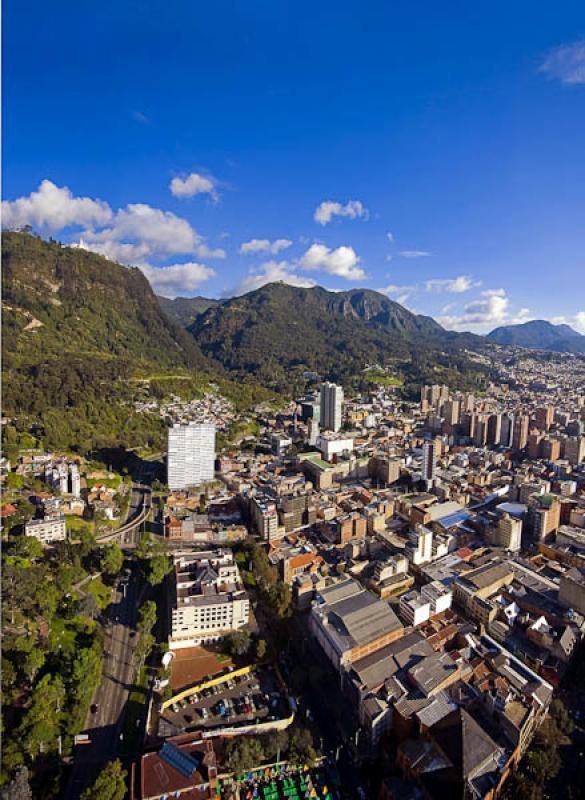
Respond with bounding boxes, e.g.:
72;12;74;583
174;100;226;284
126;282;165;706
167;423;216;491
70;464;81;497
320;382;344;432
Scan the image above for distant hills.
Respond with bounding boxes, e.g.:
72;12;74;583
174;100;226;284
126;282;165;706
157;295;220;328
487;320;585;353
184;282;488;393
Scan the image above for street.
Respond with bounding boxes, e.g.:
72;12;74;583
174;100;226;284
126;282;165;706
65;568;143;798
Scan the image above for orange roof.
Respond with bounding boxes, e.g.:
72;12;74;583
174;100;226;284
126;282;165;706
289;551;319;569
0;504;17;517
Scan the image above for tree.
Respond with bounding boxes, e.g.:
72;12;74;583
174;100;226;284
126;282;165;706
22;649;45;682
100;543;123;577
9;536;43;561
225;737;265;773
5;472;24;490
288;727;318;767
17;674;65;759
255;638;267;660
224;630;251;656
0;766;33;800
80;759;127;800
138;600;157;634
147;553;171;586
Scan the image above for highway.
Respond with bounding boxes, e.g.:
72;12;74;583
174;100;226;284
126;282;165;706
66;569;143;799
66;470;154;798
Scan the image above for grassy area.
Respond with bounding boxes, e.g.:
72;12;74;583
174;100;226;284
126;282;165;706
86;476;122;490
364;367;404;386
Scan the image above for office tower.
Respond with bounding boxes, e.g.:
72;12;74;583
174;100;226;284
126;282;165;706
407;525;434;565
421;439;437;486
472;414;488;447
535;406;554;431
499;414;514;447
320;382;344;432
528;432;543;460
167;423;216;490
564;436;585;466
512;414;529;450
442;399;460;426
486;413;502;446
540;437;561;462
495;513;522;552
70;464;81;497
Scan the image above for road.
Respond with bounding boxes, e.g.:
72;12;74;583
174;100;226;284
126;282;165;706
65;569;143;799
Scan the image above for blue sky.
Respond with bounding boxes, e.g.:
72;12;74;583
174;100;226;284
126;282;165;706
3;0;585;332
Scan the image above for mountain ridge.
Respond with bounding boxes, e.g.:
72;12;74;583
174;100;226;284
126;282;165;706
487;319;585;352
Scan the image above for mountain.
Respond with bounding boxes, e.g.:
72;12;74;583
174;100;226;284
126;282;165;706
188;282;488;393
157;294;221;328
2;232;209;452
487;320;585;352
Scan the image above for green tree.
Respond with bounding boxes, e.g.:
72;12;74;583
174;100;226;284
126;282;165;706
147;553;171;586
288;727;318;767
138;600;157;634
100;543;124;577
17;674;65;759
224;630;251;656
225;736;265;773
5;472;24;490
22;649;45;682
80;759;127;800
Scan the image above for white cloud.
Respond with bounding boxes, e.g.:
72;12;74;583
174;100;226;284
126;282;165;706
139;262;215;298
379;283;417;305
195;244;226;259
239;238;293;255
399;250;431;258
386;231;394;243
574;312;585;333
2;180;112;231
314;200;369;226
437;288;532;332
229;260;316;296
551;312;585;333
540;39;585;85
82;203;199;259
424;275;480;293
299;243;365;280
169;172;219;200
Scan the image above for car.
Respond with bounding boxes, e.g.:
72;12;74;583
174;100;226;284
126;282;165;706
91;703;99;714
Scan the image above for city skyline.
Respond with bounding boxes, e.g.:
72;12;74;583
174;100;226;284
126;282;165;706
3;1;585;333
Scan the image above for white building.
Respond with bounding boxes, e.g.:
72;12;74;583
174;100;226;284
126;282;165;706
320;382;344;432
317;432;354;461
70;464;81;497
169;550;250;649
25;515;67;544
399;591;431;626
167;423;216;490
406;525;433;565
420;581;453;615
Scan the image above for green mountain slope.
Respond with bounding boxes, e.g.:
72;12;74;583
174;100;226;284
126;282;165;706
188;282;488;393
2;232;210;452
157;294;221;327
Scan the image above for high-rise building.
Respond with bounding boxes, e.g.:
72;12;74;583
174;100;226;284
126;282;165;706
486;414;502;446
442;399;460;426
499;414;514;447
564;436;585;466
307;417;320;446
535;406;554;432
167;423;216;490
320;382;344;432
512;414;529;451
421;439;437;486
495;513;522;552
70;464;81;497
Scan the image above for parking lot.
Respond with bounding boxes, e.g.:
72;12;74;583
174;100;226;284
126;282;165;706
159;665;290;736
